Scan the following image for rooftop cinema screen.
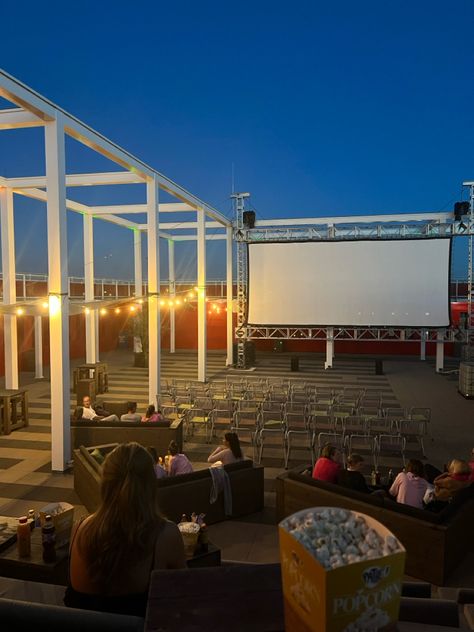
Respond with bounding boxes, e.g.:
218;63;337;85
247;238;451;327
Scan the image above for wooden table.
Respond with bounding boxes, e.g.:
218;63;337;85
0;388;28;435
73;362;108;395
0;525;68;585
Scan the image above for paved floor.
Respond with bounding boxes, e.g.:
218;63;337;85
0;349;472;590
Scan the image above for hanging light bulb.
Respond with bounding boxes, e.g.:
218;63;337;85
42;301;49;309
100;308;107;316
85;307;91;315
160;299;165;306
130;305;136;312
115;308;121;314
16;307;24;316
49;295;61;317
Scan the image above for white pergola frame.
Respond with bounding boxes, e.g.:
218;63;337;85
0;69;232;471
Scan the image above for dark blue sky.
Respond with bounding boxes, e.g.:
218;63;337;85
0;0;473;279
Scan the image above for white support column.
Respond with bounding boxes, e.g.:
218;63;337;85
83;214;97;364
34;316;44;379
325;327;334;370
168;240;176;353
436;329;444;372
197;209;207;382
226;226;233;366
147;176;161;404
133;229;143;353
45;116;70;472
0;187;19;389
420;331;426;361
134;229;142;297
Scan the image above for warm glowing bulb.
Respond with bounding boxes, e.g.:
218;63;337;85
205;297;209;302
138;299;144;304
115;308;121;314
217;308;221;314
194;286;199;292
168;300;174;307
100;308;107;315
85;308;90;315
175;299;181;306
160;299;165;306
130;305;136;312
42;301;49;309
208;310;212;315
213;304;217;311
184;298;187;303
16;307;24;316
49;295;61;317
188;292;194;299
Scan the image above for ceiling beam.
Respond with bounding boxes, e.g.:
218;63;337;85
87;202;195;215
12;187;140;230
4;171;144;189
0;108;45;129
137;221;224;231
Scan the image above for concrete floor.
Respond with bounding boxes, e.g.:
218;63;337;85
0;349;472;591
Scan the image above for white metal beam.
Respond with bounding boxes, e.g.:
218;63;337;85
0;108;45;129
87;202;195;214
169;240;176;354
84;214;97;363
5;172;144;189
0;187;19;389
44;115;70;472
197;210;207;382
147;176;161;403
34;316;44;379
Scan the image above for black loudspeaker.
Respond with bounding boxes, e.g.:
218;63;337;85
454;201;470;220
243;211;256;228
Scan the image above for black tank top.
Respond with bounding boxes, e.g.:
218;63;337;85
64;519;164;617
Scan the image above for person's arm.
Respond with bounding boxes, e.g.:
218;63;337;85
154;521;186;570
389;473;402;498
207;446;226;463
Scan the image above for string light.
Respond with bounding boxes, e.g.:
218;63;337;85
115;308;121;314
85;307;90;315
100;308;107;315
168;300;174;307
160;299;165;306
16;307;24;316
130;305;136;312
175;299;181;306
42;301;49;309
138;299;144;304
49;295;61;317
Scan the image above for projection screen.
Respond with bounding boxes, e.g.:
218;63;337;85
247;238;451;327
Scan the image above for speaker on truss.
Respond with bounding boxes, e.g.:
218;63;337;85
243;211;256;228
454;201;470;221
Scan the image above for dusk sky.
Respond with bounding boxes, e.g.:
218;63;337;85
0;0;473;280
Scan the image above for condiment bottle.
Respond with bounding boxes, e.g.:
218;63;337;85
27;509;36;529
42;514;56;563
370;469;377;486
17;516;31;557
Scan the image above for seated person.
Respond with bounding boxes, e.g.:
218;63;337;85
434;459;472;502
312;444;342;483
337;453;371;493
147;446;167;479
65;442;186;616
121;402;142;422
167;440;193;476
207;432;244;466
142;404;164;423
389;459;428;509
74;396;119;422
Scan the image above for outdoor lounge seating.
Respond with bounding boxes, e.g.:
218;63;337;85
275;465;474;585
73;443;265;523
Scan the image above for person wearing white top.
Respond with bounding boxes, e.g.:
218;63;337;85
79;396;119;422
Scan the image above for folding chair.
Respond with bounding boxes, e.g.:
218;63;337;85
284;411;311;468
312;432;346;466
256;409;285;464
375;434;406;469
398;419;426;457
345;433;376;467
185;407;212;442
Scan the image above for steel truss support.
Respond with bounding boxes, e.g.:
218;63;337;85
468;185;474;345
232;193;250;368
239;326;466;343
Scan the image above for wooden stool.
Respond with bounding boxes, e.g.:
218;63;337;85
0;389;28;435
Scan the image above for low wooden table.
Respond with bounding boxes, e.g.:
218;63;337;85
0;525;68;585
0;388;28;435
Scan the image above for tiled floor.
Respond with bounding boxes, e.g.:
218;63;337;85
0;349;473;589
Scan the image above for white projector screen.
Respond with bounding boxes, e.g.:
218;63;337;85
247;238;451;327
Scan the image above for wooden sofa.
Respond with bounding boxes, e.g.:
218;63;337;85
74;443;265;524
276;466;474;585
70;417;183;453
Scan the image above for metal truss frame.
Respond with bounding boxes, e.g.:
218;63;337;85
236;326;468;343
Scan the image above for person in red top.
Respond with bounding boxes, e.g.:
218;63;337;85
312;444;342;483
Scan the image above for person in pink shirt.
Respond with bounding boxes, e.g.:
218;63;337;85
167;440;193;476
389;459;428;509
312;444;342;483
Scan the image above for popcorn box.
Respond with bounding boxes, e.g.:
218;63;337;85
39;502;75;547
279;507;406;632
